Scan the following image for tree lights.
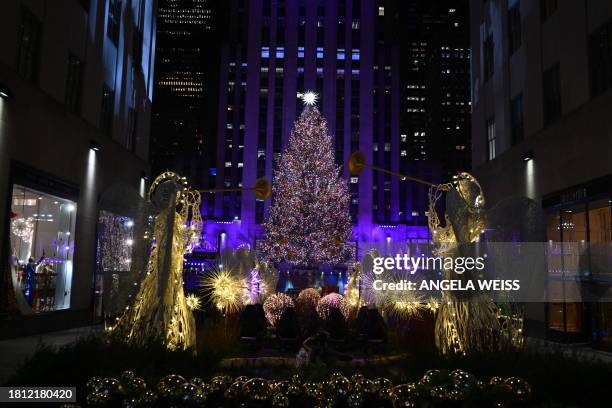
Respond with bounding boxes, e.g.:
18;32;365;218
261;104;352;267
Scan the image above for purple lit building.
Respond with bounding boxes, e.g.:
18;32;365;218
202;0;430;256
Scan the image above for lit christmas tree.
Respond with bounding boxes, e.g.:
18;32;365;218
261;93;352;267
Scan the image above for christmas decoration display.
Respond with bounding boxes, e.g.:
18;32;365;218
427;172;501;355
185;294;202;311
201;264;248;315
296;288;321;313
10;217;34;243
263;293;294;326
80;370;532;407
110;172;201;350
261;98;352;267
317;293;349;319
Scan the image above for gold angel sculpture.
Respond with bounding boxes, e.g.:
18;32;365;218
112;172;201;350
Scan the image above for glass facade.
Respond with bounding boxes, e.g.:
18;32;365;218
10;185;77;313
545;187;612;348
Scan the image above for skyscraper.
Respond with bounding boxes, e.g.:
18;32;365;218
399;0;471;177
203;0;429;254
151;0;219;192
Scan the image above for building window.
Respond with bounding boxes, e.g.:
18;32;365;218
107;0;122;45
100;87;115;136
543;62;561;125
378;6;385;17
486;118;496;161
540;0;557;22
484;34;494;81
508;2;522;55
510;94;524;145
588;19;612;97
17;7;41;81
10;185;77;313
65;54;82;114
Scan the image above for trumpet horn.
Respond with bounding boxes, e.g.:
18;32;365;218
347;151;437;187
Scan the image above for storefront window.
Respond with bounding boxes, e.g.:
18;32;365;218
10;184;76;312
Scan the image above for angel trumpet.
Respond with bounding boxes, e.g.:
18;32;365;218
197;177;272;200
348;151;437;187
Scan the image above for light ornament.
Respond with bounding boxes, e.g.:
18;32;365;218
201;266;248;315
263;293;294;326
185;294;202;310
11;217;34;243
296;288;321;312
317;293;349;319
299;91;318;106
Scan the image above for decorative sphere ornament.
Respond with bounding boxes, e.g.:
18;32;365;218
328;376;350;398
272;393;290;407
235;375;250;383
290;373;302;384
351;373;365;383
273;380;291;394
224;381;244;400
178;382;200;402
138;390;158;405
120;370;135;383
447;388;464;402
373;377;393;392
100;378;124;397
489;376;505;386
121;397;138;408
330;372;345;381
86;376;104;392
157;374;186;399
123;377;146;397
347;392;364;407
210;375;230;393
429;385;448;400
419;369;447;386
392;383;421;406
189;377;205;387
504;377;532;402
86;391;109;406
303;381;323;399
450;369;476;392
352;379;375;394
242;377;272;401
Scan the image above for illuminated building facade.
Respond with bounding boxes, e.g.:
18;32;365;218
203;0;430;256
470;0;612;349
151;0;219;196
0;0;156;336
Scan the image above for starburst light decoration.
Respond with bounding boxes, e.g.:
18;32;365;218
201;265;248;315
185;294;202;310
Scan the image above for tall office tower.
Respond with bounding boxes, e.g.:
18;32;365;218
471;0;612;349
151;0;219;193
205;0;429;254
398;0;470;217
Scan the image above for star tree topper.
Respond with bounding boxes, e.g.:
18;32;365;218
298;91;318;106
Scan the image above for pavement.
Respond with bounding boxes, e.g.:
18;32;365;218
0;325;102;384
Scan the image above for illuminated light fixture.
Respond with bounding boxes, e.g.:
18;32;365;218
90;140;101;152
0;83;11;99
298;91;318;106
66;204;76;212
522;150;534;161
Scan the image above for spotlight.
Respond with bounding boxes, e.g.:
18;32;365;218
0;83;11;99
90;140;101;152
522;150;534;161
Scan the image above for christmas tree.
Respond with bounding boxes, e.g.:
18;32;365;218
261;94;352;267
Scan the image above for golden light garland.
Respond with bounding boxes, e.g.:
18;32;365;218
263;293;294;326
11;217;34;243
317;293;349;319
